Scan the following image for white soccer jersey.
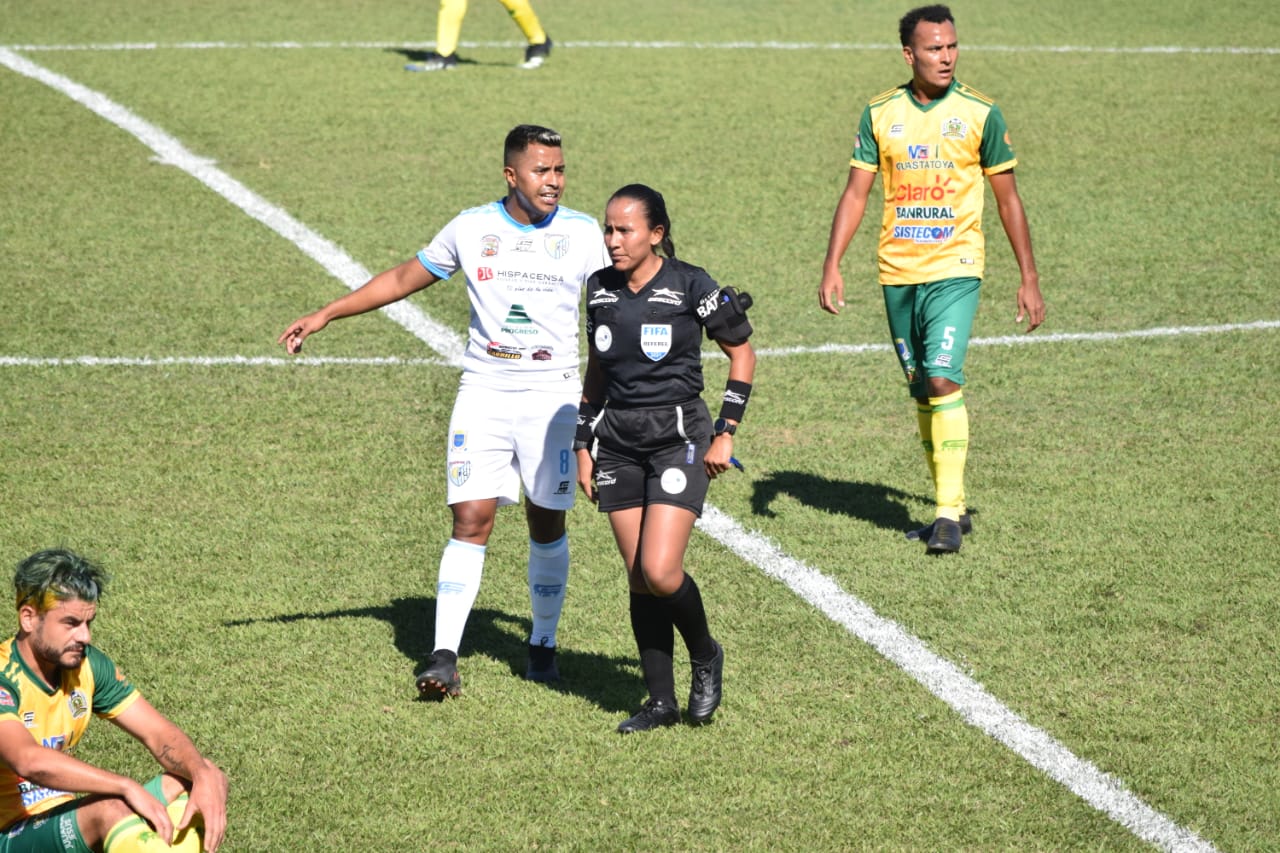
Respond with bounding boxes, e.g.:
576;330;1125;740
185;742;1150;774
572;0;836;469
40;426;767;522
417;200;610;391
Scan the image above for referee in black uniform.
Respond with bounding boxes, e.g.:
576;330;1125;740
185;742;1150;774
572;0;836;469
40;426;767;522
575;184;757;733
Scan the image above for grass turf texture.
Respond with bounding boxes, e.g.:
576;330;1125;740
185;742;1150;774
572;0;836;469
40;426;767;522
2;0;1278;849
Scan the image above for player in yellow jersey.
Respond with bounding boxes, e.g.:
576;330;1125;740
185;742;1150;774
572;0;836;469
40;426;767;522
0;550;227;852
819;4;1045;553
405;0;553;72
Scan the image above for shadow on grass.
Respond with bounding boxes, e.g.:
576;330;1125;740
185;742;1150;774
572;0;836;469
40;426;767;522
224;597;642;714
386;47;483;68
750;470;950;533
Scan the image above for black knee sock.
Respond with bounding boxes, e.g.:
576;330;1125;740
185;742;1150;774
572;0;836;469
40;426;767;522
629;592;675;703
665;574;716;663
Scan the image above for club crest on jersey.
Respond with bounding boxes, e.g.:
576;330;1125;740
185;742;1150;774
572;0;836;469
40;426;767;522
641;324;672;361
448;460;471;486
942;117;968;139
68;690;89;719
480;235;500;257
544;234;569;259
452;432;466;450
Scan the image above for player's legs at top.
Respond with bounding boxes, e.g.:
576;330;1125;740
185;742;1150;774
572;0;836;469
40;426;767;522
405;0;466;71
496;0;552;67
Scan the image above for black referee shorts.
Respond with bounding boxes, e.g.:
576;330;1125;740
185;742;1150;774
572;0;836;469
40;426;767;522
592;400;712;516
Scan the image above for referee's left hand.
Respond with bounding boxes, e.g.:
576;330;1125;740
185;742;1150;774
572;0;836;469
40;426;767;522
704;435;735;478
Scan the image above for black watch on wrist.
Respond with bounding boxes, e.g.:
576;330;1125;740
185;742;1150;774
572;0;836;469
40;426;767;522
713;418;737;436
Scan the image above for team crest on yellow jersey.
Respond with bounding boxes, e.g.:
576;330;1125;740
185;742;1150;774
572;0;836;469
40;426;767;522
68;690;89;719
942;117;967;139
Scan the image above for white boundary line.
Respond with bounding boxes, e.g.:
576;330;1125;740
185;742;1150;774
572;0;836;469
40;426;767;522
2;320;1276;369
0;48;1220;852
0;47;465;368
696;506;1216;853
6;39;1279;55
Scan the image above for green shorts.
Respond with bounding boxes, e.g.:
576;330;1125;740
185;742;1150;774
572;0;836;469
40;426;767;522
882;277;981;397
0;775;167;853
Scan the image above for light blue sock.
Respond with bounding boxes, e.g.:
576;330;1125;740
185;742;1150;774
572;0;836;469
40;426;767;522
527;534;569;648
433;538;486;653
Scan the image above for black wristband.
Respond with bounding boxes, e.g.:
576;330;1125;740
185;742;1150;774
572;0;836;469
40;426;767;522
575;400;600;448
718;380;752;423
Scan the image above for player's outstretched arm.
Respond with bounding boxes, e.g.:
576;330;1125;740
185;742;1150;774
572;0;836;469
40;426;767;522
278;257;440;353
819;167;876;315
988;170;1045;332
113;698;229;852
0;719;174;842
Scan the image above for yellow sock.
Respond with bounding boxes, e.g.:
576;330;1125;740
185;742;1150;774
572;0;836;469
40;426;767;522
916;402;935;488
104;794;203;853
497;0;547;44
435;0;468;57
929;390;968;521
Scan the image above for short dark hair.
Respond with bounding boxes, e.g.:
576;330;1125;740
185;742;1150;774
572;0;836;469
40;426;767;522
14;548;109;614
504;124;562;165
609;184;676;258
899;4;954;47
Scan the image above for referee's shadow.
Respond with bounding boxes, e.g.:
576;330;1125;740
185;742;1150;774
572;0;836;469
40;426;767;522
223;597;642;714
749;469;950;533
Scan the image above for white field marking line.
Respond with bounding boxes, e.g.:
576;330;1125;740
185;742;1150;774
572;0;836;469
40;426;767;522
0;47;466;368
7;39;1280;55
695;506;1217;853
3;320;1277;369
0;48;1220;852
0;355;454;368
748;319;1280;359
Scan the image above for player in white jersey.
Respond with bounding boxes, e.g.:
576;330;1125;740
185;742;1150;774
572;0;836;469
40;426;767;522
278;125;609;699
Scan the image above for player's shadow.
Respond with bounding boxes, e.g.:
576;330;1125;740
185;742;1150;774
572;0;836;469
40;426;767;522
388;47;482;68
224;597;643;714
750;470;948;532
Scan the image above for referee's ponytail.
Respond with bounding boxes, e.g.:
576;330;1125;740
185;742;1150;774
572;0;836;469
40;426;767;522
609;184;676;259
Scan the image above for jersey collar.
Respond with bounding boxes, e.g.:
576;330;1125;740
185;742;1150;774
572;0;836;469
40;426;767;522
496;198;561;231
905;78;958;111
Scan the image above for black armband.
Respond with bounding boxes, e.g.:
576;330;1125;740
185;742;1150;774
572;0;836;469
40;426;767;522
718;380;752;423
574;400;600;450
699;287;754;345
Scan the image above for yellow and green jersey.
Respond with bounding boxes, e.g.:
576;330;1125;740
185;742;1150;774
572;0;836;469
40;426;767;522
0;637;139;829
850;80;1017;285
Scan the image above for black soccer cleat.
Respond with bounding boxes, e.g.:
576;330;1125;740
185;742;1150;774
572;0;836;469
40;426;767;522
687;640;724;724
616;698;680;734
416;650;462;699
906;512;972;542
925;517;964;554
405;51;458;72
520;37;552;69
524;642;561;683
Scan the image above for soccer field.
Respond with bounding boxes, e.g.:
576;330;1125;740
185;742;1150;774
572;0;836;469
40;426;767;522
2;1;1278;849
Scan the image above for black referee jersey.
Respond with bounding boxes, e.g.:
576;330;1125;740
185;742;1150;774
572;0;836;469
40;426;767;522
585;258;727;409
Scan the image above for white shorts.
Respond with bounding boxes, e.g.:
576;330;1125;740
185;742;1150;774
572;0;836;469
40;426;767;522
444;380;579;510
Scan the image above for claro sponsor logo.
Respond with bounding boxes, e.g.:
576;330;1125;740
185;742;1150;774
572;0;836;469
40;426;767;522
895;176;955;202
